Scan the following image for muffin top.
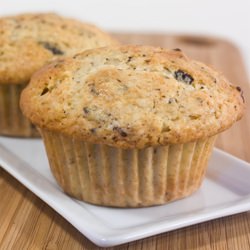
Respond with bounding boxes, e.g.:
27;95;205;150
0;13;117;85
20;45;245;148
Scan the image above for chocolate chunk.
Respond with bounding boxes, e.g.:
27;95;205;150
40;87;49;96
113;126;127;137
173;48;181;51
39;41;64;55
174;70;194;84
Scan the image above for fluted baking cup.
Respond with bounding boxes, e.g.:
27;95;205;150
40;128;217;207
0;84;39;137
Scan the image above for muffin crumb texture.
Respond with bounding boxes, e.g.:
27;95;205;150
21;45;245;148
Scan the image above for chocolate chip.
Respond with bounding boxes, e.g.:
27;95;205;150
236;86;242;92
39;41;64;55
174;70;194;84
168;98;176;104
88;83;99;95
40;87;49;96
127;56;133;63
241;94;245;103
90;128;96;133
113;126;127;137
235;86;245;102
83;107;90;114
173;48;181;51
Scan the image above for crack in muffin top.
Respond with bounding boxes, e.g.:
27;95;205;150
0;13;118;84
20;45;245;148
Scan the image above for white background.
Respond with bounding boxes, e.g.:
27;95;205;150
1;0;249;77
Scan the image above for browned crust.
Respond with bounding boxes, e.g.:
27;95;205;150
20;45;245;148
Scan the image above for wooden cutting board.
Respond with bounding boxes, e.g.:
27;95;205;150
0;34;249;250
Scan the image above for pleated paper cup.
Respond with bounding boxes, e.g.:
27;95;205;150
0;84;39;137
40;128;217;207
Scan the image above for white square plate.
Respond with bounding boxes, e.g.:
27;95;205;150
0;137;250;247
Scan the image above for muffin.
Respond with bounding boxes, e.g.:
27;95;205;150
0;13;118;137
20;45;245;207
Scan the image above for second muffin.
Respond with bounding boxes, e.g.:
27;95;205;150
0;13;118;137
20;45;244;207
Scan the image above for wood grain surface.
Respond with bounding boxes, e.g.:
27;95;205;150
0;33;250;250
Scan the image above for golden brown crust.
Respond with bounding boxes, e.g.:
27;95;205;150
0;13;118;84
20;45;245;148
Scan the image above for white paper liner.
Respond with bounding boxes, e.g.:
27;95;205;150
40;129;217;207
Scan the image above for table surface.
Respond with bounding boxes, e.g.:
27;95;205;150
0;33;250;250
